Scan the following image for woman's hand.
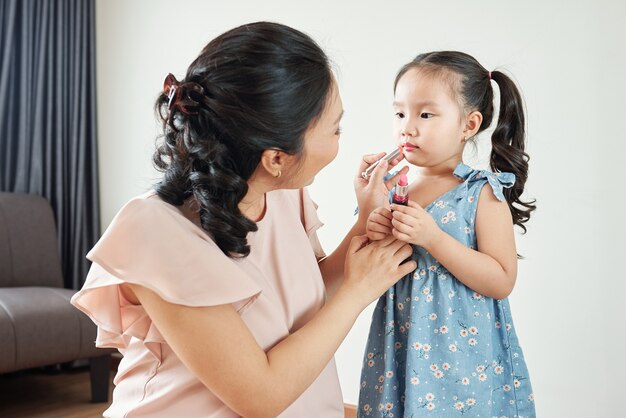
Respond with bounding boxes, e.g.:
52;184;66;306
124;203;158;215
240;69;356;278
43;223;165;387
354;151;408;222
340;235;416;309
390;201;443;250
366;207;393;241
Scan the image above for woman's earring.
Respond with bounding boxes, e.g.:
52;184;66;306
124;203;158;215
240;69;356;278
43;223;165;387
275;170;282;178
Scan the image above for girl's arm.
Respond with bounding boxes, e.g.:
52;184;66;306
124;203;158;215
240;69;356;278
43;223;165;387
128;236;415;418
391;185;517;299
318;154;408;298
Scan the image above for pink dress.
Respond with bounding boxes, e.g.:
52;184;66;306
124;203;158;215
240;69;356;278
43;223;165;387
71;188;344;418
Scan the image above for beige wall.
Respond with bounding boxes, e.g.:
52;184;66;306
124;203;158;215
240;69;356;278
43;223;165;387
96;0;626;415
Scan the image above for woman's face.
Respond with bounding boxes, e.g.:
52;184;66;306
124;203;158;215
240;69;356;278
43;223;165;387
287;82;343;187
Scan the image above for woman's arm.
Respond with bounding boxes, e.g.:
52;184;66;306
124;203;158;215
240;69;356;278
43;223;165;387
391;185;517;299
129;236;415;418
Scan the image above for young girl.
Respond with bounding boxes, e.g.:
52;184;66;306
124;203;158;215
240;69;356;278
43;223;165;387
358;51;536;417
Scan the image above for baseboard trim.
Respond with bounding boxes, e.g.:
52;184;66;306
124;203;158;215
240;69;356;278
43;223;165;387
344;403;356;418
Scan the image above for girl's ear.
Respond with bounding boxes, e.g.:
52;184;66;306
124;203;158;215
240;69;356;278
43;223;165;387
463;110;483;140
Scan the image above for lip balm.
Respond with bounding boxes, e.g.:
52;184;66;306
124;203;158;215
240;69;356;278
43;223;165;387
361;147;402;180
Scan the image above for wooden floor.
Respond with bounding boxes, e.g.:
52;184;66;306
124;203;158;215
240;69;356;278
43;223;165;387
0;366;357;417
0;367;114;418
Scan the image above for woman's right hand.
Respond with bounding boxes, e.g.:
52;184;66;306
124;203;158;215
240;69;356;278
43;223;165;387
340;235;416;309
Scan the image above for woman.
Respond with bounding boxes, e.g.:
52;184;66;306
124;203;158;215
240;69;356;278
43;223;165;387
72;22;414;418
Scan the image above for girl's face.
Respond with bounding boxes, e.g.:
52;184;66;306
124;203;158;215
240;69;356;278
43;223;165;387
288;82;343;187
393;68;467;168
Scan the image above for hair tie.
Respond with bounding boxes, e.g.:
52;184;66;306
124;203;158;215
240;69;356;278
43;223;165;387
163;73;180;109
488;71;492;80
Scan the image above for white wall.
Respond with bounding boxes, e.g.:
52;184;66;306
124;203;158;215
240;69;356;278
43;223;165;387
96;1;626;416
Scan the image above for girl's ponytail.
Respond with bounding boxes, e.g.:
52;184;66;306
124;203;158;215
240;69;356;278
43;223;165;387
489;71;536;233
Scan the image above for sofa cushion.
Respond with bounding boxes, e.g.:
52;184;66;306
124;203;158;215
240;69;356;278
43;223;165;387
0;287;103;373
0;192;63;288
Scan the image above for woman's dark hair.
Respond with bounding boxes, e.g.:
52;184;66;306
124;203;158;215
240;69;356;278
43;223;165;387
153;22;333;257
395;51;536;232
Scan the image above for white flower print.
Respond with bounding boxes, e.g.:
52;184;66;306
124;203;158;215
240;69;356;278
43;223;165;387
367;360;375;367
442;363;451;370
430;364;438;371
464;226;471;234
428;265;437;272
529;393;535;401
460;329;468;337
514;378;521;388
468;196;475;203
386;371;394;378
438;273;447;280
494;366;504;374
423;344;431;352
426;295;433;302
476;365;485;373
506;323;512;331
385;402;393;410
440;325;449;334
503;384;511;391
448;290;455;299
434;370;444;379
469;326;478;335
478;373;487;381
466;398;476;406
412;342;422;350
423;288;431;295
461;377;470;385
495;321;501;328
454;401;464;410
468;338;477;346
429;313;437;320
410;377;420;385
435;200;445;208
426;402;435;410
378;375;384;383
425;393;435;401
449;344;457;352
441;216;449;224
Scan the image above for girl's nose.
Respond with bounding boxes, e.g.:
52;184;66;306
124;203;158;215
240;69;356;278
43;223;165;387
401;119;418;137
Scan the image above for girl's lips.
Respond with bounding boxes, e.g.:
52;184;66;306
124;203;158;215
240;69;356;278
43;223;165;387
403;143;419;152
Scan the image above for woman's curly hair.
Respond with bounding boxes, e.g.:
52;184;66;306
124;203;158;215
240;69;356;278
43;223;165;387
153;22;332;257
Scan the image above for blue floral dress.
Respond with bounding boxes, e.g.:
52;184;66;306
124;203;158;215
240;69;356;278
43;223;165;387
358;163;535;418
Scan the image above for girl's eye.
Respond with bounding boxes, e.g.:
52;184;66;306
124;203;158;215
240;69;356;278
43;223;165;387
395;112;405;119
421;113;434;119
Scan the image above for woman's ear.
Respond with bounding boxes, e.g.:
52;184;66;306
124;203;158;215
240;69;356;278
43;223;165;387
463;111;483;140
259;149;290;179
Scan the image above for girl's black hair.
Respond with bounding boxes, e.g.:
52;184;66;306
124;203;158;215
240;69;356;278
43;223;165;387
395;51;536;232
153;22;332;257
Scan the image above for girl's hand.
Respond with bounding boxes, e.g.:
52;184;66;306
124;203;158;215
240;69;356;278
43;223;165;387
354;151;408;221
366;207;393;241
390;201;443;249
342;235;416;308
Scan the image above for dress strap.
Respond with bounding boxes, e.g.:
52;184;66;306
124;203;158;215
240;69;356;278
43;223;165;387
453;163;515;202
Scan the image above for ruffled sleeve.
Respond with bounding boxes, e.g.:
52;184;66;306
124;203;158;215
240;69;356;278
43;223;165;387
452;163;516;202
300;188;326;258
70;193;262;360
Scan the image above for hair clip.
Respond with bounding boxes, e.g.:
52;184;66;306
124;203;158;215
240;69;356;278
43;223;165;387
163;73;179;108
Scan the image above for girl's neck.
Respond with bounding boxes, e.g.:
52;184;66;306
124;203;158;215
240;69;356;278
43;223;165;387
416;159;462;180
